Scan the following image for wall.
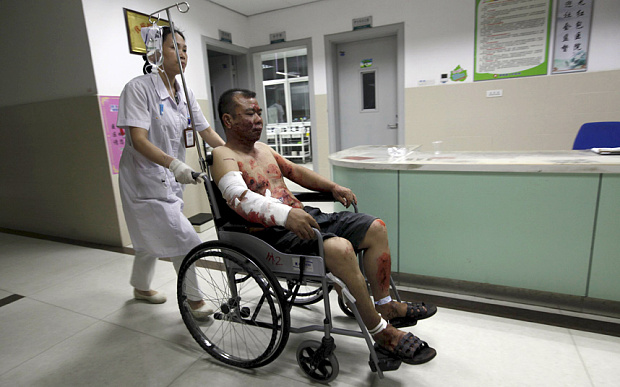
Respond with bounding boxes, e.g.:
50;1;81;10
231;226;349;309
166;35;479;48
0;0;123;245
246;0;620;173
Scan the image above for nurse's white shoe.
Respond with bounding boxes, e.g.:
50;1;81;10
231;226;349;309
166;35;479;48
133;289;167;304
190;304;214;319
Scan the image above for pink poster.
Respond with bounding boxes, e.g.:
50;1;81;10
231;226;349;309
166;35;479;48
99;96;125;174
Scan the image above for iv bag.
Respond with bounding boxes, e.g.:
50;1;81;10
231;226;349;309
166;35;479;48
141;24;163;68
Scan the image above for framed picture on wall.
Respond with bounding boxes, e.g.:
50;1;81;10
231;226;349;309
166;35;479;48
123;8;169;55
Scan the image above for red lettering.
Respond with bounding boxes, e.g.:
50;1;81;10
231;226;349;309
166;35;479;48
266;252;282;266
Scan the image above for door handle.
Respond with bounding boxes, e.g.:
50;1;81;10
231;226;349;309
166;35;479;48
387;123;398;129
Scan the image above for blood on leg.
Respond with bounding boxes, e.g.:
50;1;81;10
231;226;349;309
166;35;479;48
376;252;391;293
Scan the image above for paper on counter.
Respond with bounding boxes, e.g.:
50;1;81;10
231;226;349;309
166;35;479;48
590;147;620;155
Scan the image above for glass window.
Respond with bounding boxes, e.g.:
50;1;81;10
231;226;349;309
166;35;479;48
262;57;285;81
286;55;308;77
290;81;310;122
361;71;376;110
265;84;287;124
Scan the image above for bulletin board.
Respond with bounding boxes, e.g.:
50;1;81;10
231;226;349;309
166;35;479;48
474;0;553;81
552;0;594;74
99;96;125;174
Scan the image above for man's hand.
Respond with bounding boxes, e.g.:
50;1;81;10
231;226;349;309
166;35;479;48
331;184;357;208
285;208;320;239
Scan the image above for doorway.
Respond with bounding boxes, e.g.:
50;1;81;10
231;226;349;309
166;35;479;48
203;36;251;142
207;50;237;140
336;36;398;150
325;23;404;153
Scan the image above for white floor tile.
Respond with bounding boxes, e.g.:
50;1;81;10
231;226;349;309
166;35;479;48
571;330;620;387
0;240;122;296
29;255;138;319
0;297;97;375
0;321;200;387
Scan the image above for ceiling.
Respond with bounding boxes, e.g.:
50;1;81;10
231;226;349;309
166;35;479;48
206;0;328;17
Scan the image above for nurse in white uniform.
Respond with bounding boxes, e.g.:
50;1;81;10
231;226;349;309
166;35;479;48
117;27;225;317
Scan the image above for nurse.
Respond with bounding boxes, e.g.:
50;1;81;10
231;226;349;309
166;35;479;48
117;26;225;318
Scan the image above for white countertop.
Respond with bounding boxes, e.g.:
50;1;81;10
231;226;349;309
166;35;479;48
329;145;620;173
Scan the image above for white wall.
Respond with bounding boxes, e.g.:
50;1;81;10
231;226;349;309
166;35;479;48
246;0;620;93
82;0;249;99
0;0;96;107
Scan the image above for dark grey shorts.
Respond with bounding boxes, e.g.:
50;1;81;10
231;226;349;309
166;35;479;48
252;206;377;255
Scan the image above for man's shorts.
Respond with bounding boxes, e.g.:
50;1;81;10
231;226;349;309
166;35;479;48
252;206;377;255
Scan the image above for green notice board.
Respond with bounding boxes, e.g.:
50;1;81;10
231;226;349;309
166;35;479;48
474;0;553;81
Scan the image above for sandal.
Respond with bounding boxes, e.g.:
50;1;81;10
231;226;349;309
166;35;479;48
375;332;436;365
388;301;437;328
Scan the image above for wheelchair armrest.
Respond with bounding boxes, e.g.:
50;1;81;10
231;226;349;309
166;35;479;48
294;191;358;213
293;191;334;202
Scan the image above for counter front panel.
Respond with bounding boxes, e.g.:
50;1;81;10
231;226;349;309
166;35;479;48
330;146;620;302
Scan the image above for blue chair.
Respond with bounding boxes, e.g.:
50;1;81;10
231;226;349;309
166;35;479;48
572;122;620;150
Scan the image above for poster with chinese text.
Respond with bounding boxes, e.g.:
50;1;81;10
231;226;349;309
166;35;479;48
552;0;594;74
475;0;553;81
99;96;125;175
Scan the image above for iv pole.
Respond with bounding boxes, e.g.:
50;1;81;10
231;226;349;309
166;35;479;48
148;2;207;173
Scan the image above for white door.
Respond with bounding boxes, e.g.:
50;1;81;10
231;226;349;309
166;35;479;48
336;36;398;150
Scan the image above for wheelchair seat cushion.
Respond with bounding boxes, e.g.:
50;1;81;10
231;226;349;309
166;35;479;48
251;206;377;255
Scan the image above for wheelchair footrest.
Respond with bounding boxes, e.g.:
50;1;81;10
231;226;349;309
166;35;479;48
368;345;402;372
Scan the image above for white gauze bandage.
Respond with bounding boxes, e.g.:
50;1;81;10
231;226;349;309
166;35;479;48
368;318;388;336
374;295;392;306
218;171;292;227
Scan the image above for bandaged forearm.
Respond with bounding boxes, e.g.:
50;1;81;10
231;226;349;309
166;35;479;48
218;171;292;227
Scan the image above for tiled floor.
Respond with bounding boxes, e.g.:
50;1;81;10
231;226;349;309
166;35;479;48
2;230;620;386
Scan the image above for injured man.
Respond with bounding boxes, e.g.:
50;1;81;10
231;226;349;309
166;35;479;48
211;88;437;365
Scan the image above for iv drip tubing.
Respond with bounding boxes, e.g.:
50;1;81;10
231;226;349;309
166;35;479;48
148;2;206;172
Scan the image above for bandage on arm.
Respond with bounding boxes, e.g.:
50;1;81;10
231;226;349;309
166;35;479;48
217;171;292;227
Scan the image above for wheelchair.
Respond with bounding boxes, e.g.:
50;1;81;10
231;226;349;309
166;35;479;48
177;154;405;383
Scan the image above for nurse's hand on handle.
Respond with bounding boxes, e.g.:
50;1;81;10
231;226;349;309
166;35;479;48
169;159;205;184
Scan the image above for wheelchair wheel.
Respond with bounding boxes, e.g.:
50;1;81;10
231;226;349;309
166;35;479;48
296;340;339;383
177;241;290;369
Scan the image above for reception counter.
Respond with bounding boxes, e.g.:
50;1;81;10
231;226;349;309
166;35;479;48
329;146;620;305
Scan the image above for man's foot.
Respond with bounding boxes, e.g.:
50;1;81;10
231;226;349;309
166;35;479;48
133;289;167;304
376;301;437;328
372;324;436;365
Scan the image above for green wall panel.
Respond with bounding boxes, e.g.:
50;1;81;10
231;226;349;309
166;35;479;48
589;174;620;301
332;166;399;271
399;171;599;296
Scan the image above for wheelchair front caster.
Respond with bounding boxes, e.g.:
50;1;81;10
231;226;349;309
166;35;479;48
296;339;339;383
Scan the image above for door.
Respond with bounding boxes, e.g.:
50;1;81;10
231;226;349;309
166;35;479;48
208;50;237;140
336;36;398;150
